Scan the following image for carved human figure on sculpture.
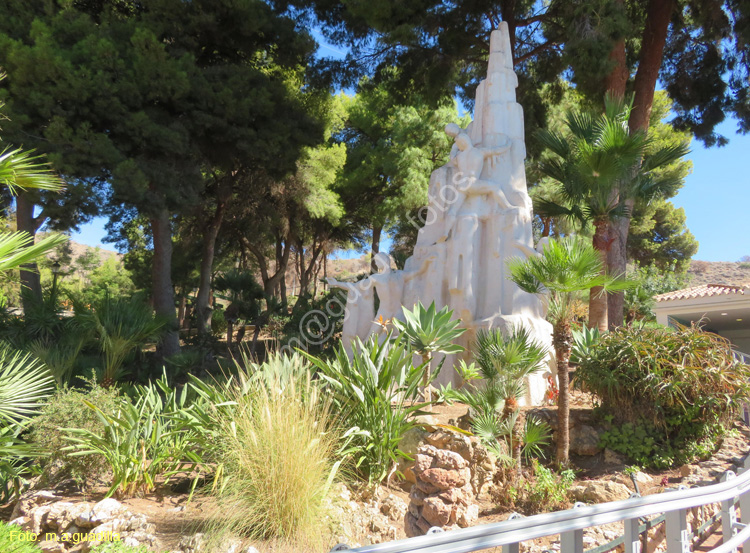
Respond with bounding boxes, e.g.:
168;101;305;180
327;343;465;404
325;276;375;355
369;252;436;335
439;124;511;244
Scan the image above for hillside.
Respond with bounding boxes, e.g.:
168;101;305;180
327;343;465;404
686;260;750;287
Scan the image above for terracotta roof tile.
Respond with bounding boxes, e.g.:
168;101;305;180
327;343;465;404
654;284;748;302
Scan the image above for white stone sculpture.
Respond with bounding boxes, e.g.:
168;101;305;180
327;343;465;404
326;276;375;356
339;22;554;405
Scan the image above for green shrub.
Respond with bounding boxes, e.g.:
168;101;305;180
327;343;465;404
302;333;429;483
497;460;575;515
0;523;40;552
575;324;750;468
30;383;121;487
208;374;339;546
62;375;198;497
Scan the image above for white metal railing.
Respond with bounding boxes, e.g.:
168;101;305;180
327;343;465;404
332;456;750;553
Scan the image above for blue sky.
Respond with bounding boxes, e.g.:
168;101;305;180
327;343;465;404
71;31;750;263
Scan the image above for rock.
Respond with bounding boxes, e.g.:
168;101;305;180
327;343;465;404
421;467;470;490
570;425;602;456
11;490;58;520
88;498;126;525
31;505;53;535
405;512;422;538
413;414;438;432
67;502;94;529
603;449;629;467
414;453;434;473
422;496;454;526
415;480;441;494
456;504;479;527
680;464;699;478
380;495;408;522
8;516;28;527
570;480;631;504
38;540;66;553
45;501;76;531
406;441;479;537
433;449;469;471
632;471;653;485
179;533;207;553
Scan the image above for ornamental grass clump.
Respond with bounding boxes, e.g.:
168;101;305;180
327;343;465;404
575;324;750;468
208;373;340;547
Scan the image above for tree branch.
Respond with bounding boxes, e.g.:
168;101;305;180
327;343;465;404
515;40;557;64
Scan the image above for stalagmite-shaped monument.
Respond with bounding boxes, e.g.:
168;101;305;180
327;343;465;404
328;23;554;404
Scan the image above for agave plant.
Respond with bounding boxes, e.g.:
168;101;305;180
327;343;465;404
569;326;601;366
302;332;430;484
75;295;167;387
392;301;466;401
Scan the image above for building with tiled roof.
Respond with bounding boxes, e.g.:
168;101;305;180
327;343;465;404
653;283;750;355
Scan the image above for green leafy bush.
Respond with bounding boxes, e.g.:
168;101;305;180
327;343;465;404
497;460;575;515
575;324;750;468
30;383;121;487
0;523;40;552
62;375;197;497
303;333;429;483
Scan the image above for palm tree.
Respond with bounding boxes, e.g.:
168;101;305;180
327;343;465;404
508;236;631;463
534;95;688;330
76;295;167;387
392;301;465;401
471;326;548;473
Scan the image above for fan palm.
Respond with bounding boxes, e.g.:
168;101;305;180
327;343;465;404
76;295;167;387
508;236;632;463
0;344;54;425
472;325;548;472
535;95;688;330
392;301;466;401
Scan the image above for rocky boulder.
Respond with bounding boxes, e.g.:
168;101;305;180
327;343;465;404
405;444;479;536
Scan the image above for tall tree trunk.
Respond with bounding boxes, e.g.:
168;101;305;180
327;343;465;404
151;208;180;358
370;224;382;273
608;0;675;329
16;193;43;310
196;196;228;336
589;220;611;332
553;320;572;464
604;38;628;98
177;293;187;329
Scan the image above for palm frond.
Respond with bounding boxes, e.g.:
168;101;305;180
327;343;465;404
0;232;67;274
0;343;54;425
0;147;65;194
